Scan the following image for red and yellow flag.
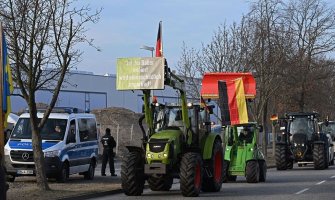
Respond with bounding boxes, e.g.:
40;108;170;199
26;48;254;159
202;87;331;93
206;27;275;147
218;78;248;125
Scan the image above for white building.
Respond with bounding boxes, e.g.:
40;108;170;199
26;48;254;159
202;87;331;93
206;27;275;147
11;71;198;113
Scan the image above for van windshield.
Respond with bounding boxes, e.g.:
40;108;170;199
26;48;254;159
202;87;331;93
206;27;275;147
10;118;67;140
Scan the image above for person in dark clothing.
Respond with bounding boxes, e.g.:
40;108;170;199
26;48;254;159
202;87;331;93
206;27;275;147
239;126;253;143
101;128;117;176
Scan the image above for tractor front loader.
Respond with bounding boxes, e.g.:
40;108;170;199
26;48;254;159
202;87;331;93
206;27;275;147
116;57;224;197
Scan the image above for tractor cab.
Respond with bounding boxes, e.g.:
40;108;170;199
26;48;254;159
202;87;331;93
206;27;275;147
153;103;212;145
223;122;265;183
237;125;255;144
287;114;317;142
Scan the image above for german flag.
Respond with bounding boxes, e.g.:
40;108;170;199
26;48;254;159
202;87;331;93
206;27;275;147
155;21;162;57
218;78;248;125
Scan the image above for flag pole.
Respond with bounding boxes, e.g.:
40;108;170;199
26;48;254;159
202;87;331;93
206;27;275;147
160;21;163;57
0;23;4;162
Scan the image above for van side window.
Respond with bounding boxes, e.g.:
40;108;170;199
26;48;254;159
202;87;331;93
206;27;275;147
78;118;97;142
66;120;76;144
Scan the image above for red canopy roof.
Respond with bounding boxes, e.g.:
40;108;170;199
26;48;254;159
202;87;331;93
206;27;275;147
201;72;256;99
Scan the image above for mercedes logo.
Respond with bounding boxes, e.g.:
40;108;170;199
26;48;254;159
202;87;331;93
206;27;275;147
22;152;29;160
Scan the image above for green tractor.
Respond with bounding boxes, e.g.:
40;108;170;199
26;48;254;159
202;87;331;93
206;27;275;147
222;123;266;183
200;72;265;183
117;57;224;197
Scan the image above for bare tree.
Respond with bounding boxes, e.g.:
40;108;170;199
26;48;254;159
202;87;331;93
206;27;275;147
245;0;286;156
282;0;335;111
177;42;202;98
0;0;100;190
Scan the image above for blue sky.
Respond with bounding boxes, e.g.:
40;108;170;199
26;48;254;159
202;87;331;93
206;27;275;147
76;1;251;75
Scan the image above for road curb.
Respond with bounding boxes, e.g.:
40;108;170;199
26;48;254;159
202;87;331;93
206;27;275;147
59;189;123;200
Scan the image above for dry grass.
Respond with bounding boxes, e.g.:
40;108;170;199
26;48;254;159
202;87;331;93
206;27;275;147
7;175;121;200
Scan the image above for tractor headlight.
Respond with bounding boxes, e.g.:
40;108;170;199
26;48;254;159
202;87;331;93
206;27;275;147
147;153;153;158
158;154;162;158
302;143;304;147
294;143;297;147
163;153;168;158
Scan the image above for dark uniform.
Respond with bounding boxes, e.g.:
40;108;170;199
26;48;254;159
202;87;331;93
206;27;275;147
101;128;117;176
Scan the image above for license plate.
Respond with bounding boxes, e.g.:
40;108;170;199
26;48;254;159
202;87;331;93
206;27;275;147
17;170;33;175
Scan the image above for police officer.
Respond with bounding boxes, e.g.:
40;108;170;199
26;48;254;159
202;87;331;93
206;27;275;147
101;128;117;176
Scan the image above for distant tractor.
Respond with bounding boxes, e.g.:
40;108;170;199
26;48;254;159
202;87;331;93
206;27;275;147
319;120;335;160
275;112;333;170
223;123;266;183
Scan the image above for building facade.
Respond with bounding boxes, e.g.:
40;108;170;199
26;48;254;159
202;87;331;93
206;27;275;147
11;71;198;114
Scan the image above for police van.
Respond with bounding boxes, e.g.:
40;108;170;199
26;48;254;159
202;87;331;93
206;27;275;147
4;107;99;182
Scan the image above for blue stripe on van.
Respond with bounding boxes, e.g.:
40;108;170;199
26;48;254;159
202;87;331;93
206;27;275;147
59;141;98;157
8;141;58;150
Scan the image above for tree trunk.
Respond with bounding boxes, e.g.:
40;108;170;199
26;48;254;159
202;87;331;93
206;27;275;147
299;81;306;112
0;159;7;200
29;100;50;190
262;100;268;158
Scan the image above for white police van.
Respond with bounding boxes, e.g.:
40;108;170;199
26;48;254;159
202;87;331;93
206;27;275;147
4;107;99;182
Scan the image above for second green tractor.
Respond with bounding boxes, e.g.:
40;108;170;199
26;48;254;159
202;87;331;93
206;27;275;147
222;123;267;183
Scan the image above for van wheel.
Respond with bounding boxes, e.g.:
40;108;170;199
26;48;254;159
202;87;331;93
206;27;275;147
6;175;15;182
84;160;95;180
57;163;69;183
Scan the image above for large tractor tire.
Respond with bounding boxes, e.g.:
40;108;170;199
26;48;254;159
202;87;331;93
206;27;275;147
121;152;145;196
180;152;203;197
202;138;223;192
258;160;267;182
287;160;294;169
275;144;288;170
313;143;327;170
148;174;173;191
246;160;259;183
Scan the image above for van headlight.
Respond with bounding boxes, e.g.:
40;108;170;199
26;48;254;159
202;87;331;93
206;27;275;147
44;150;60;157
4;147;10;156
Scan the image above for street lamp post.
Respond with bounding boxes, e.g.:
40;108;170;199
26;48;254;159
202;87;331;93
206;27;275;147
140;45;154;57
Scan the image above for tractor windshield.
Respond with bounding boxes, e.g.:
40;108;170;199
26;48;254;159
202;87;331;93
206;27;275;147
236;125;254;143
288;117;314;135
154;107;184;131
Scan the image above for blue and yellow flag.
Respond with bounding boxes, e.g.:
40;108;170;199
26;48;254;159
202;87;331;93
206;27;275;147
2;29;13;128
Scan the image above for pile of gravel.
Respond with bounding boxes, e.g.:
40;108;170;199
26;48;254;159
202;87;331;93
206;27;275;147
92;107;146;158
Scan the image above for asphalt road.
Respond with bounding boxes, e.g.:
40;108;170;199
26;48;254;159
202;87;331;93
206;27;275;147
90;164;335;200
